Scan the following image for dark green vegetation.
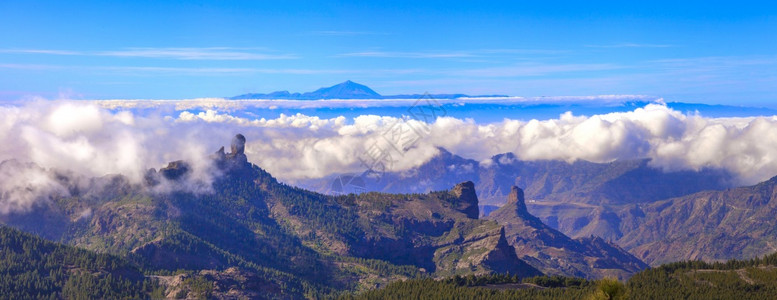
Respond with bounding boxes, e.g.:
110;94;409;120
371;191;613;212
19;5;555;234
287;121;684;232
343;275;596;300
353;252;777;300
0;226;162;299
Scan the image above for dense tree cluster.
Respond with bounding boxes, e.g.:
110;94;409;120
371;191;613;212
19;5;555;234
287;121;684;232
0;226;159;299
349;253;777;300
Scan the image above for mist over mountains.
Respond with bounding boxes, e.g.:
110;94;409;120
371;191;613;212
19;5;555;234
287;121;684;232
2;99;777;216
2;123;777;297
2;98;777;297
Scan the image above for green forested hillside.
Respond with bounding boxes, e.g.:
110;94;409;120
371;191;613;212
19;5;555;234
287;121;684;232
350;252;777;300
0;226;161;299
344;274;596;300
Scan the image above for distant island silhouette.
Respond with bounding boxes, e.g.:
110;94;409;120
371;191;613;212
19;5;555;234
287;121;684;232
230;80;507;100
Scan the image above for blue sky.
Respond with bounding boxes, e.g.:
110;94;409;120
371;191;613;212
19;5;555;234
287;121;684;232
1;1;776;105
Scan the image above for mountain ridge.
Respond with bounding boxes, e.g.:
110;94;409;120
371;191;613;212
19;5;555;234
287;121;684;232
487;186;647;280
230;80;508;100
0;134;543;297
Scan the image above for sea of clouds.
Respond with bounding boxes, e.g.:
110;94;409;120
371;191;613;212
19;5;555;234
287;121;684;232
1;98;776;213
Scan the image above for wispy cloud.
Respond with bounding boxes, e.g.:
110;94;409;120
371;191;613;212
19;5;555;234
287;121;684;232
0;63;70;71
0;47;296;60
649;56;777;68
458;63;623;77
0;49;81;55
96;47;296;60
339;48;566;59
585;43;676;48
340;51;477;58
310;30;388;36
0;63;424;76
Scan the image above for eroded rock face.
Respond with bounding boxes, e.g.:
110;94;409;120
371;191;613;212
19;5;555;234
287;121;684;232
507;186;528;215
452;181;479;219
488;186;648;280
433;225;542;277
156;267;284;300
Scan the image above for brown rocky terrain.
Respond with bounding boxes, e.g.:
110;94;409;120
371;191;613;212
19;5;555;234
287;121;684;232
488;186;647;280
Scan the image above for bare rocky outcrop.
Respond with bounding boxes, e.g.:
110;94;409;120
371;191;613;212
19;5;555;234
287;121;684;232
507;186;529;215
451;181;479;219
488;186;647;280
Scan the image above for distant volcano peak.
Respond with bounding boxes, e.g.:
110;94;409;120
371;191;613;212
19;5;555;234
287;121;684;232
306;80;381;99
230;81;508;100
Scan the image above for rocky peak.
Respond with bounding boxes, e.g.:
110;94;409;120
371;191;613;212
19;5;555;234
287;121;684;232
159;160;190;181
214;146;226;159
230;134;246;155
220;134;249;168
508;186;528;214
452;181;479;219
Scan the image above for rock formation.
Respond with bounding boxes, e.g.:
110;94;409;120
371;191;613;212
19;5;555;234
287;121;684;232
230;134;246;156
224;134;248;167
451;181;479;219
159;160;190;181
507;186;528;215
488;186;647;280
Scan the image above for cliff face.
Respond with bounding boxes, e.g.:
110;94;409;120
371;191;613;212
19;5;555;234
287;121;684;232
430;219;541;277
488;186;647;280
451;181;480;219
271;180;541;277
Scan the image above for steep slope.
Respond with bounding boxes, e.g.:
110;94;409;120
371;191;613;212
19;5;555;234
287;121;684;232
1;135;542;297
487;187;647;280
301;80;381;99
618;176;777;266
0;226;158;299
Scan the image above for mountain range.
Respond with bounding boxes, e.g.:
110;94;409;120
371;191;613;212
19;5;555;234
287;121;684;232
618;175;777;265
5;134;777;297
230;80;507;100
296;147;777;267
0;135;550;298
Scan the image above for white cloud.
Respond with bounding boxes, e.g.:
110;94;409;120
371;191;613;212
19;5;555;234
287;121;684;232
89;95;656;111
0;47;296;60
0;160;68;214
340;51;476;58
2;100;777;213
585;43;675;48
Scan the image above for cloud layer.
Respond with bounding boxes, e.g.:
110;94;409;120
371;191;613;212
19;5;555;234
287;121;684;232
1;100;777;213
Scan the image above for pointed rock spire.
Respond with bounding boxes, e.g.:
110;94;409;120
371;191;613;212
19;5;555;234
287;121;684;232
508;186;528;214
